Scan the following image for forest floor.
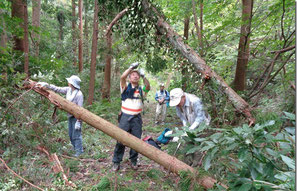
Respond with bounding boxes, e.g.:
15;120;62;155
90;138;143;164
61;100;184;190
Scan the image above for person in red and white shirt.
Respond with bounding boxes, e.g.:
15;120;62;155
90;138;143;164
112;62;150;171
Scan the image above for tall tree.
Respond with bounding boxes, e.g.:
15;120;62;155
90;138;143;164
181;16;190;91
192;0;202;56
12;0;29;76
0;9;7;51
87;0;99;105
234;0;254;91
32;0;41;57
83;0;89;63
72;0;77;66
102;8;128;100
78;0;83;72
199;0;204;56
57;10;65;41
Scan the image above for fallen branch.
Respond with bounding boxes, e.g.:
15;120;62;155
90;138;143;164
36;146;76;188
0;157;44;191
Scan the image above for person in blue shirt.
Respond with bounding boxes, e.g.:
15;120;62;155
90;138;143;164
154;84;170;125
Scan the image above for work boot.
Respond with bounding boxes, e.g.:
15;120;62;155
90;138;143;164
131;161;138;170
112;163;120;171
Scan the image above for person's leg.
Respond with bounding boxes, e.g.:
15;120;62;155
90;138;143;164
155;104;161;123
129;115;142;164
72;119;83;156
112;113;130;164
68;117;75;149
160;104;167;124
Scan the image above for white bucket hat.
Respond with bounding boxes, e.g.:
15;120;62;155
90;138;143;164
66;75;81;89
160;83;165;87
169;88;184;106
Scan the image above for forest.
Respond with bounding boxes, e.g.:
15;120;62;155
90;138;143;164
0;0;295;190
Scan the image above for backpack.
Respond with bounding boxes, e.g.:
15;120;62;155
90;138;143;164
156;128;172;144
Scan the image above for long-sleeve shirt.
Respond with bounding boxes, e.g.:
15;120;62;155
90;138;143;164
176;93;210;129
155;90;170;104
48;84;84;118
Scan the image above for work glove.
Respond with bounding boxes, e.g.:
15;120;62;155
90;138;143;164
129;62;139;69
75;121;82;130
36;82;49;88
139;68;145;78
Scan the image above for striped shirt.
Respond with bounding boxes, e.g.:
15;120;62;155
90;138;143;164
121;84;143;115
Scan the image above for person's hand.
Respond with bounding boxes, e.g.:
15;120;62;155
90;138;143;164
36;82;49;88
129;62;139;69
139;68;145;78
75;121;81;130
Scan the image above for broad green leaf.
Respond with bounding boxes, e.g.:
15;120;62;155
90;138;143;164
283;111;295;121
193;138;206;142
238;183;252;191
203;154;212;171
186;146;200;155
280;155;295;170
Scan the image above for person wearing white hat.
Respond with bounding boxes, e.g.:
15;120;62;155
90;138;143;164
37;75;84;157
154;83;170;125
169;88;210;131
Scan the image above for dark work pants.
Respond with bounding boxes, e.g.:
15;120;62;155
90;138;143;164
112;113;142;164
68;116;83;155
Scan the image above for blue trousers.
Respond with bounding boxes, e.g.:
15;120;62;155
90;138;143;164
68;116;83;155
112;113;142;164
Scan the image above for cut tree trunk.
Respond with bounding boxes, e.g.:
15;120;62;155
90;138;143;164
142;0;255;125
87;0;99;105
25;80;226;189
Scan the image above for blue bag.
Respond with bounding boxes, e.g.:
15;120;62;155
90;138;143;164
156;128;172;144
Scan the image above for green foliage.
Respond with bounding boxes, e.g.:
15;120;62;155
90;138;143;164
91;176;111;191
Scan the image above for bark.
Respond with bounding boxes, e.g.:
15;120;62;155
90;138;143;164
72;0;77;66
142;0;255;124
234;0;253;91
23;2;29;76
102;8;128;100
78;0;83;72
25;80;226;189
87;0;99;105
32;0;41;57
0;9;7;51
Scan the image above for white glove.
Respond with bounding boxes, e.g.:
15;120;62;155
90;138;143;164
129;62;139;69
138;68;145;78
164;130;173;137
75;121;82;130
36;82;49;88
172;137;179;142
189;121;199;130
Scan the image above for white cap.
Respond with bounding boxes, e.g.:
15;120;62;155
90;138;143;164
160;83;165;87
169;88;184;106
66;75;81;89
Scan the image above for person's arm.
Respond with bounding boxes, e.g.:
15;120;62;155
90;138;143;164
165;91;170;101
48;84;69;94
155;92;159;102
189;100;206;130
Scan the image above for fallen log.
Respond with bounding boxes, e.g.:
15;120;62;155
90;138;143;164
25;80;226;189
142;0;255;125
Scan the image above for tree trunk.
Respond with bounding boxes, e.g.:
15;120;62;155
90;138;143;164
78;0;83;72
23;2;29;76
101;8;128;100
87;0;99;105
192;0;202;56
84;0;89;63
234;0;253;91
142;0;255;124
102;33;112;100
12;0;29;76
0;9;7;51
32;0;41;57
199;0;204;56
72;0;77;66
182;16;190;91
25;80;226;190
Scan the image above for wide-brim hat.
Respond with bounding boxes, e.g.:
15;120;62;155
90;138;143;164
66;75;81;89
169;88;184;106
